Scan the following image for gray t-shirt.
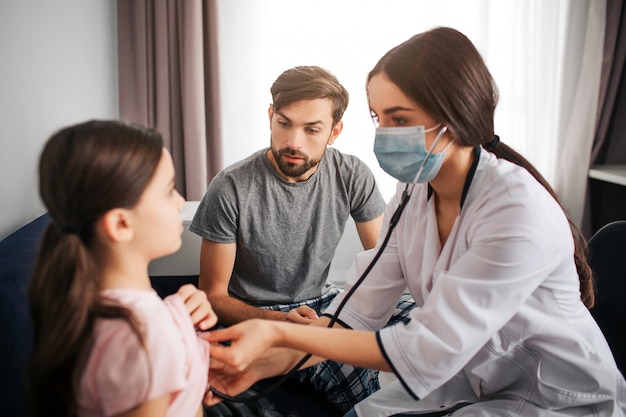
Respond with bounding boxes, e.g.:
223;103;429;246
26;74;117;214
190;147;385;305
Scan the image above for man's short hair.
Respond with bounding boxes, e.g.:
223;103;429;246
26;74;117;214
270;66;349;126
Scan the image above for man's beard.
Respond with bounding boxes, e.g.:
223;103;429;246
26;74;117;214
271;147;320;178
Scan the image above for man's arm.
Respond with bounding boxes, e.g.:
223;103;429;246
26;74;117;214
355;215;383;250
198;238;288;326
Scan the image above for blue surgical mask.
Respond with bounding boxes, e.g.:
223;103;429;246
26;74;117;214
373;125;450;183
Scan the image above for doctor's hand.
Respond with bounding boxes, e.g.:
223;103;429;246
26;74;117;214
177;284;218;331
203;355;263;406
202;319;279;371
285;305;319;324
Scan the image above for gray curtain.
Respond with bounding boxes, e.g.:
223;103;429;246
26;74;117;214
117;0;222;200
583;0;626;237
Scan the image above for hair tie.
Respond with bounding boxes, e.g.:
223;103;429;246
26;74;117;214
486;135;500;151
52;218;80;236
60;226;80;235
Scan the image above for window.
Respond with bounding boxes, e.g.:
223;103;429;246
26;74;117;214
216;0;604;223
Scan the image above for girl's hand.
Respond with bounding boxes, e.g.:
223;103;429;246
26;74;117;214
177;284;218;331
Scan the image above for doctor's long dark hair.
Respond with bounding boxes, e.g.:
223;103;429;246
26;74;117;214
26;120;163;416
368;27;594;308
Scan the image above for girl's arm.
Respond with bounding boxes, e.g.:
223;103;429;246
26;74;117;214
113;394;170;417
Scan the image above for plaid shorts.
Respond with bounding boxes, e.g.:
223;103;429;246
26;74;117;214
261;286;416;412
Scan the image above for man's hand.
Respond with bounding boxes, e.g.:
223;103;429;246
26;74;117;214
284;305;319;324
177;284;218;331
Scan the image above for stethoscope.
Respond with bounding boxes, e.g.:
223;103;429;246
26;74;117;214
210;126;448;402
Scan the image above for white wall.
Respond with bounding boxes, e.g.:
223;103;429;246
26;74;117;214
0;0;119;240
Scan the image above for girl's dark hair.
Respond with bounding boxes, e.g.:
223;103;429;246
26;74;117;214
270;65;349;126
368;27;594;308
26;120;164;416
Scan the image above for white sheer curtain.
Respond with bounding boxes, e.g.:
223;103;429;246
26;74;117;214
553;1;605;227
216;0;605;226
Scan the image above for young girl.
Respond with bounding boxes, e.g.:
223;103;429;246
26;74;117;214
204;28;626;416
26;120;217;417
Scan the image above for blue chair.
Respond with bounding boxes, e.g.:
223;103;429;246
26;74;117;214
587;220;626;376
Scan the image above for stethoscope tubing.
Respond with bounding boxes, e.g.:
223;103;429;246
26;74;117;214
211;126;445;402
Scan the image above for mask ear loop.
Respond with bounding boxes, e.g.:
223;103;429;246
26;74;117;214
409;125;449;185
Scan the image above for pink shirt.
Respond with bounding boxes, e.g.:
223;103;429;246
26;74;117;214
76;289;210;417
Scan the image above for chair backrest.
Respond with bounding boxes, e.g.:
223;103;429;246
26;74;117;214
587;220;626;376
0;214;49;417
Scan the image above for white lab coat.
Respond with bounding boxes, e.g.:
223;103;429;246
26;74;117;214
325;150;626;416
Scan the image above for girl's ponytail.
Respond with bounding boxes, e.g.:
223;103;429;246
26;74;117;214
28;224;97;415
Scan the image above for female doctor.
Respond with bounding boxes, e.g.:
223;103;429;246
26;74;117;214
204;27;626;416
